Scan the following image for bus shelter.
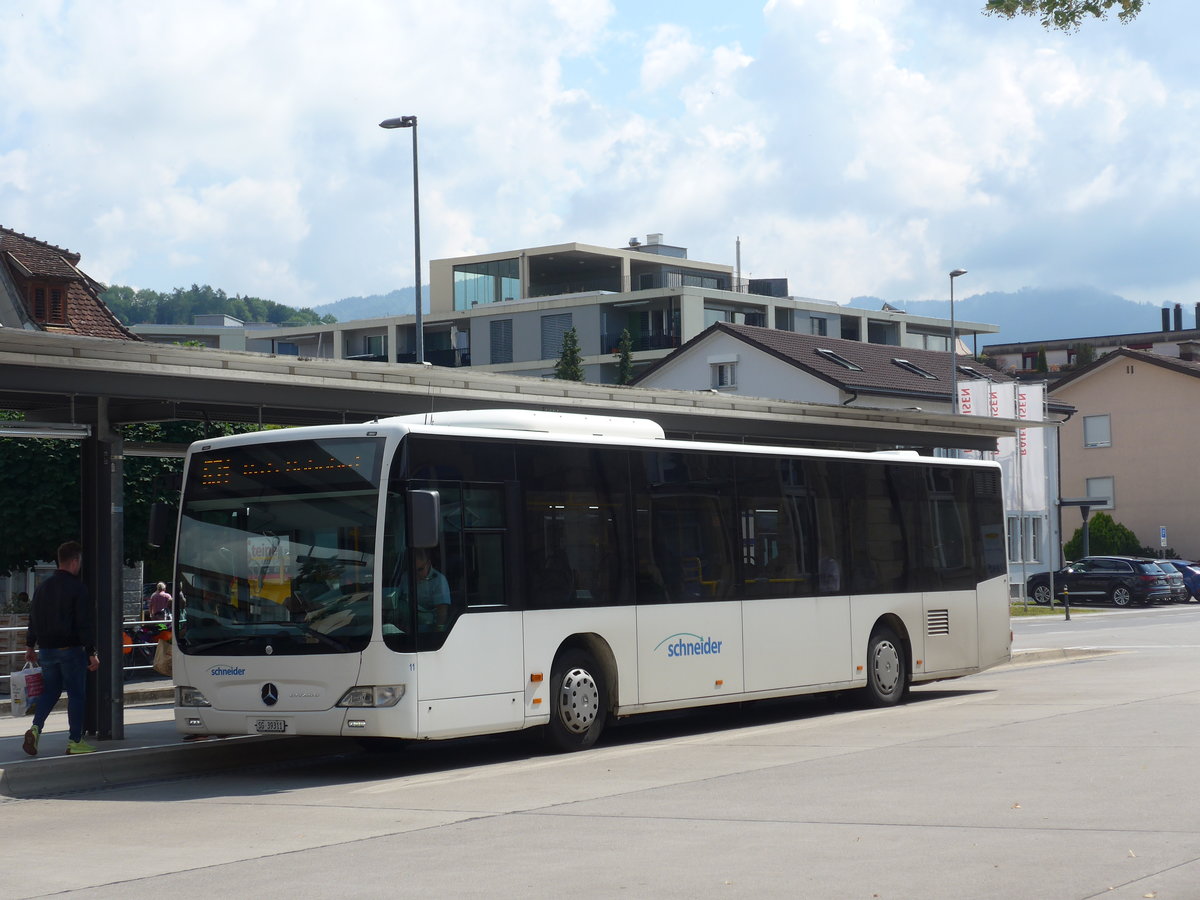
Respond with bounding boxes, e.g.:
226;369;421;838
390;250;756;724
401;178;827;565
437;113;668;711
0;328;1022;738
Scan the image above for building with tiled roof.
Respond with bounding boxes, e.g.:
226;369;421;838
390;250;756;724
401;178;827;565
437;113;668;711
631;321;1016;410
0;226;138;340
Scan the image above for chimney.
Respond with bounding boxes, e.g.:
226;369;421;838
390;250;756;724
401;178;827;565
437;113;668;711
1175;303;1183;331
1162;307;1171;332
1179;341;1200;363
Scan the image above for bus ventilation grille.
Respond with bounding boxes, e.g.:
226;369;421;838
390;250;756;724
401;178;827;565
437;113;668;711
926;609;950;636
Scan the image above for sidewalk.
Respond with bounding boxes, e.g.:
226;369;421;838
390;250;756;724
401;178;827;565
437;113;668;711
1;649;1097;799
0;680;344;798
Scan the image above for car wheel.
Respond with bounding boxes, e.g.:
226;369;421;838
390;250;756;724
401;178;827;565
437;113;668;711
1111;585;1133;607
1032;585;1052;606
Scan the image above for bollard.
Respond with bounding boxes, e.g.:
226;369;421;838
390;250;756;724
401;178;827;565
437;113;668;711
1063;586;1071;621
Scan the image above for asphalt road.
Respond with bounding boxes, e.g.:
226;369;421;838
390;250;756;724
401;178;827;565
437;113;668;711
5;606;1200;899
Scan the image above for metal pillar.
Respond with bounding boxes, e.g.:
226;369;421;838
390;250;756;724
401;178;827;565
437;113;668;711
81;398;124;740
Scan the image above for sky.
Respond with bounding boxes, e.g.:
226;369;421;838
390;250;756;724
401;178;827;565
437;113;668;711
2;0;1198;312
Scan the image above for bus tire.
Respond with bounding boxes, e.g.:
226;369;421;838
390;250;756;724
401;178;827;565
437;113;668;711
865;626;908;707
546;648;608;752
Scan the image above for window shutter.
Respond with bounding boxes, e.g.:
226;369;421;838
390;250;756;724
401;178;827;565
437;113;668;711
541;313;572;360
490;319;513;364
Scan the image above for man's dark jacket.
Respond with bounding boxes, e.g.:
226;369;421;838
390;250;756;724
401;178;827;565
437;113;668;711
25;569;94;656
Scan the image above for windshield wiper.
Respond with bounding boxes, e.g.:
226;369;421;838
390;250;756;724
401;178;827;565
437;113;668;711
182;637;253;654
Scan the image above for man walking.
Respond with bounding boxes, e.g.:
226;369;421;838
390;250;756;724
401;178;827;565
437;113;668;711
23;541;100;756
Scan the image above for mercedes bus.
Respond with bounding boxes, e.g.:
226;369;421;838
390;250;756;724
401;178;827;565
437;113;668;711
170;409;1010;751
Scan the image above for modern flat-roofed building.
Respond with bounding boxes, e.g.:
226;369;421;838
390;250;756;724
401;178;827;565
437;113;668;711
266;235;999;383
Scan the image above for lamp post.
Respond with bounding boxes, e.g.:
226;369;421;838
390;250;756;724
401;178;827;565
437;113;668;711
379;115;423;365
949;268;967;413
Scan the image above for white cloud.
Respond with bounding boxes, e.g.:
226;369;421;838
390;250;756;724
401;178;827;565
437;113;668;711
1;0;1199;310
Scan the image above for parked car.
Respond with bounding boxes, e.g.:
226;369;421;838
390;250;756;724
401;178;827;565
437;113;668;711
1026;556;1172;607
1153;562;1189;603
1159;559;1200;601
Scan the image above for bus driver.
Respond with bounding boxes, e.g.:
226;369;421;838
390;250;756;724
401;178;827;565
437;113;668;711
405;548;451;630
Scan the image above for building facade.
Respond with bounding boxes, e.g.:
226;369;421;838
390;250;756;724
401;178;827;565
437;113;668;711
983;303;1200;375
1051;347;1200;560
263;235;998;383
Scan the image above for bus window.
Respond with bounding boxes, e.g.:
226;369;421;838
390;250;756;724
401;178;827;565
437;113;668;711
843;463;908;595
736;456;814;599
635;451;736;603
518;445;629;608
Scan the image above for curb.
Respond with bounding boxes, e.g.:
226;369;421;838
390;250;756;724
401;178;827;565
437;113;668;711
0;734;352;799
1006;647;1116;665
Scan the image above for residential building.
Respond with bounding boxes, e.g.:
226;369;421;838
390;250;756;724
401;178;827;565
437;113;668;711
983;303;1200;375
632;322;1067;593
266;235;998;383
1051;346;1200;560
131;315;279;352
0;226;138;340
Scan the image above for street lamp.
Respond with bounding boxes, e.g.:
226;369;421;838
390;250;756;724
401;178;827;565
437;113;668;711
379;115;423;365
949;268;967;413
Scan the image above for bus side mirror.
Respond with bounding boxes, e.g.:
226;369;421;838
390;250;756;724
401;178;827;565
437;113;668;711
148;502;172;549
408;490;441;548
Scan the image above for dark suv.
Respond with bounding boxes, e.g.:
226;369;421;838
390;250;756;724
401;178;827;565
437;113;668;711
1027;556;1172;607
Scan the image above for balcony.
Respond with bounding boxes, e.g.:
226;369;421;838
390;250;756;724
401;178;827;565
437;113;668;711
600;333;681;354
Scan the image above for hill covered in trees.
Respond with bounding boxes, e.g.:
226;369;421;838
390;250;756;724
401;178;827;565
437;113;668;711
101;284;335;327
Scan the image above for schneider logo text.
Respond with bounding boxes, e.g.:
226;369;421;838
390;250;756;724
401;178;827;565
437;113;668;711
656;633;723;658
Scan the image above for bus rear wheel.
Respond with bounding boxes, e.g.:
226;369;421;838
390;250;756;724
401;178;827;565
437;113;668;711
546;649;608;752
866;627;908;707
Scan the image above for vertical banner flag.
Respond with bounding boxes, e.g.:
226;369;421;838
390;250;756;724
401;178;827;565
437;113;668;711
1016;382;1046;510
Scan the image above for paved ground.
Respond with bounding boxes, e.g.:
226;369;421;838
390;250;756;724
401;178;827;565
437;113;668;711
1;608;1198;898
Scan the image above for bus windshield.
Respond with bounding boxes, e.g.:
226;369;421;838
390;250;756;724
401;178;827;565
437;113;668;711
174;437;384;656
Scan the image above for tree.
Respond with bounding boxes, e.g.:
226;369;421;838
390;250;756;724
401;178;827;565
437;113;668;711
983;0;1143;31
1062;511;1143;559
1073;343;1097;367
0;414;261;576
554;327;585;381
615;329;634;386
101;284;332;328
1035;347;1049;373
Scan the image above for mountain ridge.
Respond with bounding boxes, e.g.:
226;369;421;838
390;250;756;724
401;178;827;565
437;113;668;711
848;286;1185;349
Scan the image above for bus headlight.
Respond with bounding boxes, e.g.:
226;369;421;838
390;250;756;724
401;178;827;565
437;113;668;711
337;685;406;708
177;686;212;707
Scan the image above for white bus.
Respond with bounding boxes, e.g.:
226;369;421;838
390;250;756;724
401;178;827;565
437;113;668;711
171;409;1010;751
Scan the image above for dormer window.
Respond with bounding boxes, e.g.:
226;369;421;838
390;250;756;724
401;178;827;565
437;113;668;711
27;281;68;325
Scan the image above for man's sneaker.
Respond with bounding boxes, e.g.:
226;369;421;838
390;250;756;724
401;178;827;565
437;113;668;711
22;725;40;756
66;739;97;755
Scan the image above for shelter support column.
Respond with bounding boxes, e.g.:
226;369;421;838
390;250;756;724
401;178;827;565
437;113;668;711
81;397;124;740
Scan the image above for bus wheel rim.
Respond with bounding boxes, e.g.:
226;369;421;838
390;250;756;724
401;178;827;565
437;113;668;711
559;667;599;734
872;641;900;694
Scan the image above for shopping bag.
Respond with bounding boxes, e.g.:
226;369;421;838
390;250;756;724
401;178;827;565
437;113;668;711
10;662;43;717
153;638;173;677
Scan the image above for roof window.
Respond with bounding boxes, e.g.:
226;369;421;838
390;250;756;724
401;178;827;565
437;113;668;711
815;348;862;371
891;358;937;379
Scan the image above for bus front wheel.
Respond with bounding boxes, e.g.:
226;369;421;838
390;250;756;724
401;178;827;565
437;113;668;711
546;649;608;752
865;627;908;706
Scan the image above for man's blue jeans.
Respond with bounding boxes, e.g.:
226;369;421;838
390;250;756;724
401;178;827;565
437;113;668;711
31;647;88;743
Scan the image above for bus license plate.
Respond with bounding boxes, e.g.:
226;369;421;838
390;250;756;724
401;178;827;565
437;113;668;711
254;718;287;734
